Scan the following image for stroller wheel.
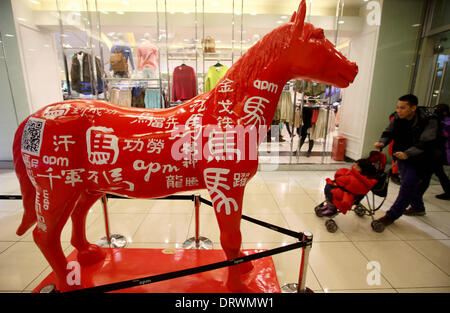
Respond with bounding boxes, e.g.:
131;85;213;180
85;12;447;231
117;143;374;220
371;220;385;233
314;203;325;217
354;204;366;217
325;219;338;233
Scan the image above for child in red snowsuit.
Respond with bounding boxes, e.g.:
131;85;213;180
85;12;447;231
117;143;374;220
317;159;378;217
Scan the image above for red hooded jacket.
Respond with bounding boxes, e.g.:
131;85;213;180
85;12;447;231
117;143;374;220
325;167;378;214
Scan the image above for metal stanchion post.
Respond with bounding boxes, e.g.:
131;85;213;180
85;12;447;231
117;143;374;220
96;195;127;248
183;194;213;249
281;232;313;293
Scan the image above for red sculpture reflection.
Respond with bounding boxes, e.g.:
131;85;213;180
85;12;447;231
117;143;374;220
13;0;357;292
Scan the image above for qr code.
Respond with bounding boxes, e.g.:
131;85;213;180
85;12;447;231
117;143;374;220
22;117;46;157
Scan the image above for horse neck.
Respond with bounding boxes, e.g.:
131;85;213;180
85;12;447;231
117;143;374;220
208;59;291;127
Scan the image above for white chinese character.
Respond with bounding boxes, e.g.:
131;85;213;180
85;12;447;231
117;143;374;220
165;117;178;129
37;167;62;190
207;130;241;162
203;168;238;215
190;99;207;113
217;116;235;129
87;171;98;184
147;139;164;154
185;177;199;187
218;100;234;114
61;168;85;187
233;172;250;187
123;139;144;152
86;126;119;165
242;96;269;127
166;175;183;188
53;135;75;152
217;78;234;93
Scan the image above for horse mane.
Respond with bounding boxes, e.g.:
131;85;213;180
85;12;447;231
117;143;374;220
207;21;314;109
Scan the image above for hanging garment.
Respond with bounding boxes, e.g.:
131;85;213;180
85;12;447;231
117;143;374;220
202;36;216;53
311;108;336;140
311;108;320;124
110;88;132;107
131;87;146;108
295;80;327;97
110;45;135;71
204;65;228;92
172;64;197;101
137;43;158;71
278;91;294;123
145;89;164;109
70;51;103;94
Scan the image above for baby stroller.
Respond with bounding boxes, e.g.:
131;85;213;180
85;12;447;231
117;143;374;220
314;151;390;233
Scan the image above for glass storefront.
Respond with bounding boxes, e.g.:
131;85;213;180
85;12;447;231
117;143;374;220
2;0;438;167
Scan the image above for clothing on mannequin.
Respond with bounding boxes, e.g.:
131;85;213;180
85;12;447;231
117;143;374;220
70;51;103;95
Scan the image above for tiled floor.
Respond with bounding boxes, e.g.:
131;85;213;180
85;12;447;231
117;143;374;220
0;168;449;293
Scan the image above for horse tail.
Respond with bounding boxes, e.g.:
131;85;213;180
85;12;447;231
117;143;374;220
13;118;37;236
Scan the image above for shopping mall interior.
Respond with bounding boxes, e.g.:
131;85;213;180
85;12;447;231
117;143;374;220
0;0;449;295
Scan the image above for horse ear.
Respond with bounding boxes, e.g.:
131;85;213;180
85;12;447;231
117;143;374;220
290;11;296;23
293;0;306;35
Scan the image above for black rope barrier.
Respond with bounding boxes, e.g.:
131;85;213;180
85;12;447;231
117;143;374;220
67;240;309;294
1;193;312;293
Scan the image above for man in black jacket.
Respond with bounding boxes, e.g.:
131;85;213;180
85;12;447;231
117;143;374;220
373;94;440;227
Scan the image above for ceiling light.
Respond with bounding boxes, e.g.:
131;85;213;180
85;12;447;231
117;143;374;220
116;11;125;15
236;12;241;15
338;20;344;24
250;12;257;16
276;20;283;24
5;34;15;37
170;11;175;14
212;1;219;6
411;24;421;27
280;15;288;19
17;17;27;22
121;0;129;5
29;0;40;4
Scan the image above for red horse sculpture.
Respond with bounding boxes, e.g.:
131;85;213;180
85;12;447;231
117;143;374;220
13;0;357;292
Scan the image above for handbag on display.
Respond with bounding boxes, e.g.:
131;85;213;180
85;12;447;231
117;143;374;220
110;47;128;72
202;36;216;53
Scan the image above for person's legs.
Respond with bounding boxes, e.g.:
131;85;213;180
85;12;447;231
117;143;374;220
385;160;422;221
434;164;450;199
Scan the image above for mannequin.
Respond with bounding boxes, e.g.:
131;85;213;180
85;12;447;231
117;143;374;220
137;33;159;79
110;33;135;78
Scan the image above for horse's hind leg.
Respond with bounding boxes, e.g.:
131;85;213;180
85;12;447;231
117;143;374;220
70;190;106;266
32;189;82;292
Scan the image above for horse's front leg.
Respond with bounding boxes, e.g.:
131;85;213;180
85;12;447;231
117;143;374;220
204;169;254;291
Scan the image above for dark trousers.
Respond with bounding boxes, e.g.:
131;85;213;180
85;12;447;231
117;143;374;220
387;160;432;220
433;164;450;194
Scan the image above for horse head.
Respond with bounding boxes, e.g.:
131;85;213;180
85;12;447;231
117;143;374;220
283;0;358;88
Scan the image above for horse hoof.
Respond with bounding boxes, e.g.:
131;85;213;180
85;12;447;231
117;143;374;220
77;244;106;266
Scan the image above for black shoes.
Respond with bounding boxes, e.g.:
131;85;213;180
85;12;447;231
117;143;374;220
374;215;394;227
435;193;450;200
404;208;426;216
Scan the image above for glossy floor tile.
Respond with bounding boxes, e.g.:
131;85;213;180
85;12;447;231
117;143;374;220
0;169;449;293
